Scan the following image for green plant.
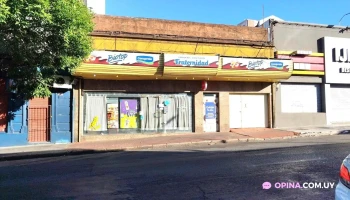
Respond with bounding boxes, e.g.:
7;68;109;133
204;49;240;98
0;0;93;99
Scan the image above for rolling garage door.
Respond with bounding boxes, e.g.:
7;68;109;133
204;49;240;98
280;83;322;113
329;85;350;124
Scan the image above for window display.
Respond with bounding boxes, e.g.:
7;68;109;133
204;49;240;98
84;93;193;134
107;103;119;129
85;96;107;131
119;99;139;129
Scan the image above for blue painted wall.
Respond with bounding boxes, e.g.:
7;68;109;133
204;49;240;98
51;90;72;144
0;89;73;147
0;94;28;147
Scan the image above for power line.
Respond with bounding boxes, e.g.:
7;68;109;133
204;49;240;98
339;12;350;25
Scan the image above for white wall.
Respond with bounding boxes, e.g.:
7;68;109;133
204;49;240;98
86;0;105;15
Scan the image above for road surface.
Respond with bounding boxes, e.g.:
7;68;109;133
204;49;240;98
1;135;350;200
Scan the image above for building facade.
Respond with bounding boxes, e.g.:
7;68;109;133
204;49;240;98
270;20;350;128
0;78;74;147
72;15;293;142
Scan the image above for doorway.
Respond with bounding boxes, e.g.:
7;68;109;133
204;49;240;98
28;97;51;142
203;94;219;132
229;94;268;128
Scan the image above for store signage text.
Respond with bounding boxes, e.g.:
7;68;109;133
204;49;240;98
222;57;290;71
205;102;216;120
324;37;350;84
108;53;128;64
136;56;154;63
333;47;350;73
340;67;350;73
248;60;263;69
270;61;284;68
334;47;350;62
84;51;160;67
164;54;218;68
175;59;209;66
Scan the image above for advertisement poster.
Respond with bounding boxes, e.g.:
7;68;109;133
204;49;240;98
84;51;160;67
120;99;139;129
107;104;119;129
222;57;292;72
163;54;219;68
205;102;216;120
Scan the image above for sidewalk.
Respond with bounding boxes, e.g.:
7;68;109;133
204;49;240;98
2;125;350;161
280;125;350;136
0;128;298;161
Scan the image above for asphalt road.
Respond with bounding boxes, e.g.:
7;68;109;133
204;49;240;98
1;135;350;200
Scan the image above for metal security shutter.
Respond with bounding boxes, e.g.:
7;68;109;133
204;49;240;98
281;83;322;113
329;85;350;124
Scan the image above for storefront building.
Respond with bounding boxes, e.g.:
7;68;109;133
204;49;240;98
274;51;325;128
323;37;350;125
71;15;294;142
75;53;293;140
264;19;350;128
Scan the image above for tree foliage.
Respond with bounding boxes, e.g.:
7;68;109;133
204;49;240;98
0;0;9;23
0;0;93;99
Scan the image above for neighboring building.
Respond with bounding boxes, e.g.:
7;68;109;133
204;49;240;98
84;0;105;15
238;15;284;27
261;18;350;128
72;15;293;142
237;15;284;41
0;77;74;147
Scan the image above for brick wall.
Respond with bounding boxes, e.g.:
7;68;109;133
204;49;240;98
93;15;268;42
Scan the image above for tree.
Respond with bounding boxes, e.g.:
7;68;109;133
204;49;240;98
0;0;93;99
0;0;9;23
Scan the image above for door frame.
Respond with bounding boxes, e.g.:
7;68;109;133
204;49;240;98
203;93;219;132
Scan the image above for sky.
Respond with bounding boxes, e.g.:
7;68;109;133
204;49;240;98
106;0;350;26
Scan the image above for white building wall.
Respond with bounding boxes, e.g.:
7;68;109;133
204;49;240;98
86;0;105;15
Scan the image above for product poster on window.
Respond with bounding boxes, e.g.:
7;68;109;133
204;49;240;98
107;104;119;129
120;99;139;129
205;102;216;120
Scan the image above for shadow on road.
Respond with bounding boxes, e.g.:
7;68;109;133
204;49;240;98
0;142;346;200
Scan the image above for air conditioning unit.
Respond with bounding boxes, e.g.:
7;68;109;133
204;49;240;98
53;76;73;89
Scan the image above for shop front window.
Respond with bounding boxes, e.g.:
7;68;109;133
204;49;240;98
84;93;193;134
84;96;107;132
119;99;140;129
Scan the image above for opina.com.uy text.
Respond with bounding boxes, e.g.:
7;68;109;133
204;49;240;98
262;182;335;189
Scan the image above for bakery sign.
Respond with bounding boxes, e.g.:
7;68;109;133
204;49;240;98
324;37;350;84
222;57;291;72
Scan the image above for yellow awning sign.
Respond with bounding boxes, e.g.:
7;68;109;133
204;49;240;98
221;57;292;72
84;51;160;67
75;51;294;81
163;53;219;76
163;54;219;68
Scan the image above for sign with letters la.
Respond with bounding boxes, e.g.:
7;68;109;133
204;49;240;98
324;37;350;84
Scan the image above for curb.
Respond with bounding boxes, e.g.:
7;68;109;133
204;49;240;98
0;133;337;161
0;149;124;162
